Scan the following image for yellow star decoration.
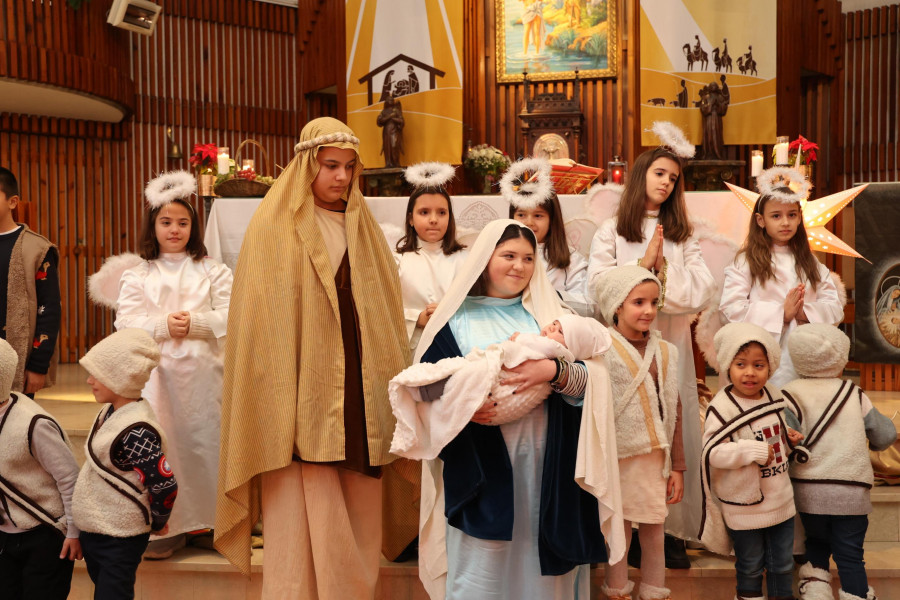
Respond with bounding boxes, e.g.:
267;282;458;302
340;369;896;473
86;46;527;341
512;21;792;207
725;182;870;260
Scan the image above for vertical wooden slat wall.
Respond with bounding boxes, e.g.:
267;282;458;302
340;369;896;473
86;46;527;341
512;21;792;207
1;0;298;362
840;5;900;189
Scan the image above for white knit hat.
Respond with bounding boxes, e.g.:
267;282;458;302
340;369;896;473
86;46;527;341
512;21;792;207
79;329;160;399
788;323;849;378
0;338;18;400
713;322;781;382
594;265;661;324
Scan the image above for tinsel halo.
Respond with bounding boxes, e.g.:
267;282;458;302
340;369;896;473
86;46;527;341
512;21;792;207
499;157;553;210
650;121;696;159
404;162;456;190
144;170;197;209
756;166;811;206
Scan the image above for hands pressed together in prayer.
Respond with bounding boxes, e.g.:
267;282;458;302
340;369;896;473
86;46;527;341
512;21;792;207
783;284;808;324
641;225;666;273
167;311;192;338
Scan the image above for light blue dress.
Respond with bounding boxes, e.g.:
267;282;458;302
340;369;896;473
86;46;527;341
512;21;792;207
445;295;589;600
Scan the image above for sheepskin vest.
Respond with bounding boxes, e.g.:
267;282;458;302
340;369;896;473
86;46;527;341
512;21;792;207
73;401;164;537
782;379;873;488
704;386;789;505
6;225;58;392
606;329;679;476
0;393;68;535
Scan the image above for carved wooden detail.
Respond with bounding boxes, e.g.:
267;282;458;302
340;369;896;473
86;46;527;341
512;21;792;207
519;71;586;164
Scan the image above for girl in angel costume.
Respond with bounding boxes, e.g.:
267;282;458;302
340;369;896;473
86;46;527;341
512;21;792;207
394;162;468;351
720;167;844;388
505;157;596;316
587;121;716;560
412;219;624;600
88;171;232;558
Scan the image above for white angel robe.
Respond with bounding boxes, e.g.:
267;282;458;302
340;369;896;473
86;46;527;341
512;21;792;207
587;214;716;541
720;245;843;388
395;240;468;350
115;252;233;536
540;243;595;317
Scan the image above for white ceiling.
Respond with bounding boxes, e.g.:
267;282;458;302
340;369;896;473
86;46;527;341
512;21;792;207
0;78;126;123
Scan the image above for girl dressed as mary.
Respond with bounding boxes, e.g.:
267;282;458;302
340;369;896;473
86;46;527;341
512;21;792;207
414;217;623;600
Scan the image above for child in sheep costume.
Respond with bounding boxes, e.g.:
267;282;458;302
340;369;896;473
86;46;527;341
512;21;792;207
699;323;803;600
389;313;611;460
782;324;897;600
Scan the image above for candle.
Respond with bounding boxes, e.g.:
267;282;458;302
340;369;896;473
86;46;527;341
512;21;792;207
241;159;255;171
611;167;623;184
607;156;626;185
774;136;789;165
217;147;230;175
751;150;763;177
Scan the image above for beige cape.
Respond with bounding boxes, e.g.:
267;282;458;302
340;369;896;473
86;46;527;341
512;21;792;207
214;118;410;574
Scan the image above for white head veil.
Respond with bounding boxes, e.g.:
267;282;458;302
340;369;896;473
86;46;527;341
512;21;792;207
414;219;567;363
415;219;625;597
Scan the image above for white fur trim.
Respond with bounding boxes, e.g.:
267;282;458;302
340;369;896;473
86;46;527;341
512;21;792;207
839;587;876;600
601;581;635;599
798;562;834;600
294;131;359;153
639;582;672;600
404;162;455;190
650;121;695;159
144;170;196;209
88;253;145;308
757;166;811;205
500;157;553;210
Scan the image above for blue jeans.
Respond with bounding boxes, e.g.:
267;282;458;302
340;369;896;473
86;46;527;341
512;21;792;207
727;517;795;598
800;512;868;597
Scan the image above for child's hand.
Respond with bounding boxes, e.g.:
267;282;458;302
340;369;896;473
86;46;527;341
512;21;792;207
60;537;83;561
783;285;805;323
787;427;805;444
23;370;47;394
666;470;684;504
765;443;776;466
509;332;520;342
416;303;438;328
167;311;190;338
471;399;497;424
641;225;665;272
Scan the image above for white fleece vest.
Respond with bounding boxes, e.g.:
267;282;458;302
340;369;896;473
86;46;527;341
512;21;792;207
0;393;68;534
606;329;679;476
73;401;165;537
782;379;873;488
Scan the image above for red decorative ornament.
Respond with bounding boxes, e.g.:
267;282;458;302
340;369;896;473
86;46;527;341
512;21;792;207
188;143;218;170
789;135;819;164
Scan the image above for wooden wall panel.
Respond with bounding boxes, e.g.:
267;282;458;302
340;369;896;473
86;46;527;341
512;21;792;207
3;1;298;362
839;5;900;188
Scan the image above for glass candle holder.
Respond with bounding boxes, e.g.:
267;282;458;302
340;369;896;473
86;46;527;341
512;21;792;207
750;150;764;177
608;156;626;185
774;136;790;165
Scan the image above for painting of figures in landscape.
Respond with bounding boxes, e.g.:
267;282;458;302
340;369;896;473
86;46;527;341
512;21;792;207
496;0;618;82
638;0;776;146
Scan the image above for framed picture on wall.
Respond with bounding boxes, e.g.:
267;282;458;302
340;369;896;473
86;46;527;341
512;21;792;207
496;0;618;82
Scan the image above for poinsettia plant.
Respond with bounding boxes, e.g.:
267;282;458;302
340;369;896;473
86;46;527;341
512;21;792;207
189;143;218;173
788;135;819;165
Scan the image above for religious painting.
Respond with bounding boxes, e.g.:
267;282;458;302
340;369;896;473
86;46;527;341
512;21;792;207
496;0;618;82
853;183;900;363
639;0;776;146
346;0;463;167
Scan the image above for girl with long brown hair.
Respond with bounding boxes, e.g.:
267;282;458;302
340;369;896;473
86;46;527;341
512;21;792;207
394;162;468;350
503;158;595;316
586;122;716;566
720;167;844;388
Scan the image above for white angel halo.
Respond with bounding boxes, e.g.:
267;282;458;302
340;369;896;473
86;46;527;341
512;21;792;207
756;166;812;206
649;121;696;159
144;170;197;209
404;162;456;190
499;157;553;210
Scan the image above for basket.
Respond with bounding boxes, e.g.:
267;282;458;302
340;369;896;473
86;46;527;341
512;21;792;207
214;139;273;198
